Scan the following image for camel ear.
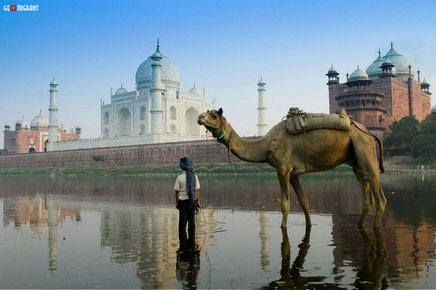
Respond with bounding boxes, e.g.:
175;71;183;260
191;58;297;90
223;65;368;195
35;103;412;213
218;108;223;116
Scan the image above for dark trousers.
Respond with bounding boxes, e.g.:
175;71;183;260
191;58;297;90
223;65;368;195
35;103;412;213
178;199;196;238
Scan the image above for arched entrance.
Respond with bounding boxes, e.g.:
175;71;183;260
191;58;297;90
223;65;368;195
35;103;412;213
116;107;131;137
44;140;49;152
29;147;35;153
185;107;199;136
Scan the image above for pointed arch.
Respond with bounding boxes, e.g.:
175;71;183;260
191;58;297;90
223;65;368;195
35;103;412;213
185;107;200;136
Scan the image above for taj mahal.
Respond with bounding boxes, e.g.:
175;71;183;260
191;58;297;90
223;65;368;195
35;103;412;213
100;40;214;141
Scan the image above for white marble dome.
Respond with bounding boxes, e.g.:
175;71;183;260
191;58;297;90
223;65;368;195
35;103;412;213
115;87;127;95
135;54;181;86
31;112;49;128
432;105;436;112
189;84;202;95
349;67;369;82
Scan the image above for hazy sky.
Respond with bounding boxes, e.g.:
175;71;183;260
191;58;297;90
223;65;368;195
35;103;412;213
1;0;435;149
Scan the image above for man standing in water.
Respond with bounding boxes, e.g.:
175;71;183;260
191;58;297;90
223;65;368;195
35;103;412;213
175;156;200;239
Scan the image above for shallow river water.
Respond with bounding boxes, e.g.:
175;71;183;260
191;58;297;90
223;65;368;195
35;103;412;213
0;173;435;289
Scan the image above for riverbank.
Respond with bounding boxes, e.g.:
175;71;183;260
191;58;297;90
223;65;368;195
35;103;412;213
0;162;353;176
0;156;434;176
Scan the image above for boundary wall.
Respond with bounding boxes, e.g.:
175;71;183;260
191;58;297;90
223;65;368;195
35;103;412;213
0;139;241;168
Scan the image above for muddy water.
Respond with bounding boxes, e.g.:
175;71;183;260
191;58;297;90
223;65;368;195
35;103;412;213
0;173;435;289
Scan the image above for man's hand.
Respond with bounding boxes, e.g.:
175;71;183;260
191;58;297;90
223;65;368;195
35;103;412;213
196;199;200;208
176;201;179;209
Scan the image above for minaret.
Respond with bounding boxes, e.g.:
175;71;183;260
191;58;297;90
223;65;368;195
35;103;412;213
257;77;267;136
47;79;58;151
150;39;164;134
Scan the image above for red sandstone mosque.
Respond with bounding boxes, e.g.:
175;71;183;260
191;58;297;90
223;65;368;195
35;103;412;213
327;42;432;139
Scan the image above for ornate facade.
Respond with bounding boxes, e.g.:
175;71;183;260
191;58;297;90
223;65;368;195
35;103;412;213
327;43;432;139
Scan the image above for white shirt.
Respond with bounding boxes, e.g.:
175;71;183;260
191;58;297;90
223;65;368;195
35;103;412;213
174;172;200;200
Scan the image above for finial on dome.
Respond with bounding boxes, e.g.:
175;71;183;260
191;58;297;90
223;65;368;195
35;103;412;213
193;83;196;88
156;38;160;52
121;83;123;88
357;65;360;69
391;41;393;49
378;49;381;57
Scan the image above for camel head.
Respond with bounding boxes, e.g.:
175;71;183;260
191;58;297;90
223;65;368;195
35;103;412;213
197;108;228;139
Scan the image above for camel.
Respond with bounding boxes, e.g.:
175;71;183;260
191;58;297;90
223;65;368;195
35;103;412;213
197;108;387;228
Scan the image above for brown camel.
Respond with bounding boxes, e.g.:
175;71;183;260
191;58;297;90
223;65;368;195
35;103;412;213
198;108;387;228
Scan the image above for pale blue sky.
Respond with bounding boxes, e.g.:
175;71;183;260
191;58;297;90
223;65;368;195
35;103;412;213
1;0;435;148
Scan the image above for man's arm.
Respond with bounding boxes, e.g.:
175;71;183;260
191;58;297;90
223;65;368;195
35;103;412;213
175;190;179;209
197;189;200;207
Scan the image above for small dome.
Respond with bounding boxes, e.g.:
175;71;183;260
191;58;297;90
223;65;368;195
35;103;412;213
348;66;369;82
189;84;202;95
382;59;393;66
422;78;429;85
432;105;436;112
16;119;30;129
31;111;49;128
5;124;10;128
115;85;128;95
328;65;337;73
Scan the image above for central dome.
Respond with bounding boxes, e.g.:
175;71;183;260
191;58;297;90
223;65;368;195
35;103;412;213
135;53;181;88
383;46;412;77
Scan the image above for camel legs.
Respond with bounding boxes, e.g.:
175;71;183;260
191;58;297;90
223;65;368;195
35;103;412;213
354;170;374;228
290;175;312;226
369;178;387;228
278;169;291;228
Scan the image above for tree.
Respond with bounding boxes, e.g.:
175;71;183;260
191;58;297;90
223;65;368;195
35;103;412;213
412;134;436;158
384;116;419;152
411;112;436;158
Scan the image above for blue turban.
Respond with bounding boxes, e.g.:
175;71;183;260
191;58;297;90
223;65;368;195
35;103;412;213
179;156;197;201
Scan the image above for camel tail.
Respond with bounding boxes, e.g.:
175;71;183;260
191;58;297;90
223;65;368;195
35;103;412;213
373;134;385;174
351;121;385;174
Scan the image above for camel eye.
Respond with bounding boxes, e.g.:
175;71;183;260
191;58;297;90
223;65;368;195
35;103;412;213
211;114;217;119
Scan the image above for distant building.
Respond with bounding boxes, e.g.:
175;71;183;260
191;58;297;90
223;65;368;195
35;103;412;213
327;43;432;139
3;110;80;154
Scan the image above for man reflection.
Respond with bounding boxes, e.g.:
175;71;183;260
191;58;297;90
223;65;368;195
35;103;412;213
176;236;200;289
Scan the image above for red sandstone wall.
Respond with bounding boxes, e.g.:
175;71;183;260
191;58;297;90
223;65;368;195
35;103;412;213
0;140;241;168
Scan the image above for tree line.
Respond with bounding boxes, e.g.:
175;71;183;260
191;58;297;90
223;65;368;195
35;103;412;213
384;111;436;158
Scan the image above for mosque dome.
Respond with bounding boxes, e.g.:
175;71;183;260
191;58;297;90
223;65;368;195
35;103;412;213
16;119;30;129
382;44;412;77
189;84;202;95
115;85;127;95
348;66;369;82
135;54;181;87
432;105;436;112
366;52;384;77
31;111;49;128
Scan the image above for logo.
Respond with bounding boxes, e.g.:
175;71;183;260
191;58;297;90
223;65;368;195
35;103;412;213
3;4;38;12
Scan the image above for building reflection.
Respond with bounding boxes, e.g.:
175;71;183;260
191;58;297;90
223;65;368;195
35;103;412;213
1;174;435;288
2;194;81;271
100;206;217;289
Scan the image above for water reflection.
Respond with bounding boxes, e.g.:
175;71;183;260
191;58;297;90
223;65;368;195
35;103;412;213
0;174;435;288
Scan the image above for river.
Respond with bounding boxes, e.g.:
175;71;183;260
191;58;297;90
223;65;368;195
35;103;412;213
0;173;435;289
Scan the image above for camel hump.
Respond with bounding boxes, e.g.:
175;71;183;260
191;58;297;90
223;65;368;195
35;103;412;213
285;110;351;135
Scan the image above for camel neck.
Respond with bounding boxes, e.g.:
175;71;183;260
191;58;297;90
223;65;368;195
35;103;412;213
220;125;269;163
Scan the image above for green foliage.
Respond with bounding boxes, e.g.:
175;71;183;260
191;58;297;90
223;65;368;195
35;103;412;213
412;134;436;158
92;155;105;162
384;116;419;152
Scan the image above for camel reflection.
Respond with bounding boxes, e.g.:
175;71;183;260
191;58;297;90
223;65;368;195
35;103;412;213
176;236;200;289
264;226;328;289
354;228;387;289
